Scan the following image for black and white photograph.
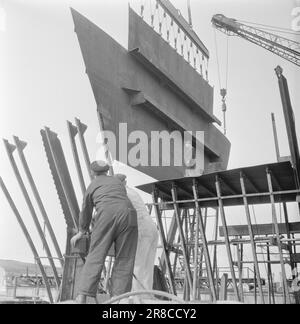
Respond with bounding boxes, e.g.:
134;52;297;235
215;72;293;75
0;0;299;308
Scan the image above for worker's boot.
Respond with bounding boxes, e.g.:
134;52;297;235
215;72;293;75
76;294;87;304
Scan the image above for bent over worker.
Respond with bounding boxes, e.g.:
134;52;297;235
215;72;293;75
71;161;138;303
116;174;159;292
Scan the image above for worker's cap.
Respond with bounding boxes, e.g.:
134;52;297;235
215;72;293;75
115;174;127;182
90;161;110;174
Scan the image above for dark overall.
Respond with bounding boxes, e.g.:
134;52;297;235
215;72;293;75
77;175;138;298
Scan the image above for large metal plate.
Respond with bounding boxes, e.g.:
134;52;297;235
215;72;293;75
71;8;231;180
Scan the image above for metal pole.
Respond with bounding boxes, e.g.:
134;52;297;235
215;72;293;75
192;180;217;301
198;208;208;279
67;121;86;196
3;139;61;288
192;206;200;301
236;241;244;303
152;188;177;295
0;177;54;303
240;173;265;303
171;184;193;293
266;168;291;304
184;210;190;302
254;266;257;305
161;212;178;273
266;242;275;304
213;208;219;280
13;136;64;268
215;176;240;301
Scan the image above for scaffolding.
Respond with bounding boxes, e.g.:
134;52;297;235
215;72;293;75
138;161;300;304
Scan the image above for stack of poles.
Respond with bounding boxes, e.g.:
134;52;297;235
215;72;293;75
0;138;64;303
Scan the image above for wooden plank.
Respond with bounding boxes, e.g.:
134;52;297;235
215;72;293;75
219;222;300;237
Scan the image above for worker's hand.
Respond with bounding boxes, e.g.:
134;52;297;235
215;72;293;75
71;232;84;249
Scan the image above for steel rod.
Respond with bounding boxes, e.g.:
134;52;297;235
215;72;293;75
266;242;276;304
240;173;265;304
215;176;240;301
235;240;244;303
266;169;291;304
152;187;177;295
192;180;217;301
213;208;219;280
171;184;193;294
192;205;200;300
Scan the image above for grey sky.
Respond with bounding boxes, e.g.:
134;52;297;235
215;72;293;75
0;0;299;281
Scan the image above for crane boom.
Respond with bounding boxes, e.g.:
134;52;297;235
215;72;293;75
212;14;300;67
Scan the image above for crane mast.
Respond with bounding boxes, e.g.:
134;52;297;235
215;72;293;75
212;14;300;67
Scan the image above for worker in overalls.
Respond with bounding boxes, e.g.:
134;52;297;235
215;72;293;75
71;161;138;304
115;174;159;292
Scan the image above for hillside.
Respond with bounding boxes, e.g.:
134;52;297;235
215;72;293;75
0;260;62;276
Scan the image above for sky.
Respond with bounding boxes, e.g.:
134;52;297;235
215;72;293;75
0;0;299;281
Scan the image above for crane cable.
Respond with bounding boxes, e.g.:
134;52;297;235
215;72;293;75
214;28;230;135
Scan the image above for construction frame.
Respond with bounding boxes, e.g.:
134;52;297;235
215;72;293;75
138;161;300;304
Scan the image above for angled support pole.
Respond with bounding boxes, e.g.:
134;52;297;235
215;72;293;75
3;139;61;288
266;242;276;304
171;183;193;295
67;121;86;196
215;175;240;302
212;208;219;280
192;179;217;301
240;172;265;304
152;187;177;295
160;211;179;273
13;136;63;268
198;208;208;279
0;177;54;304
235;239;244;303
266;168;291;304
